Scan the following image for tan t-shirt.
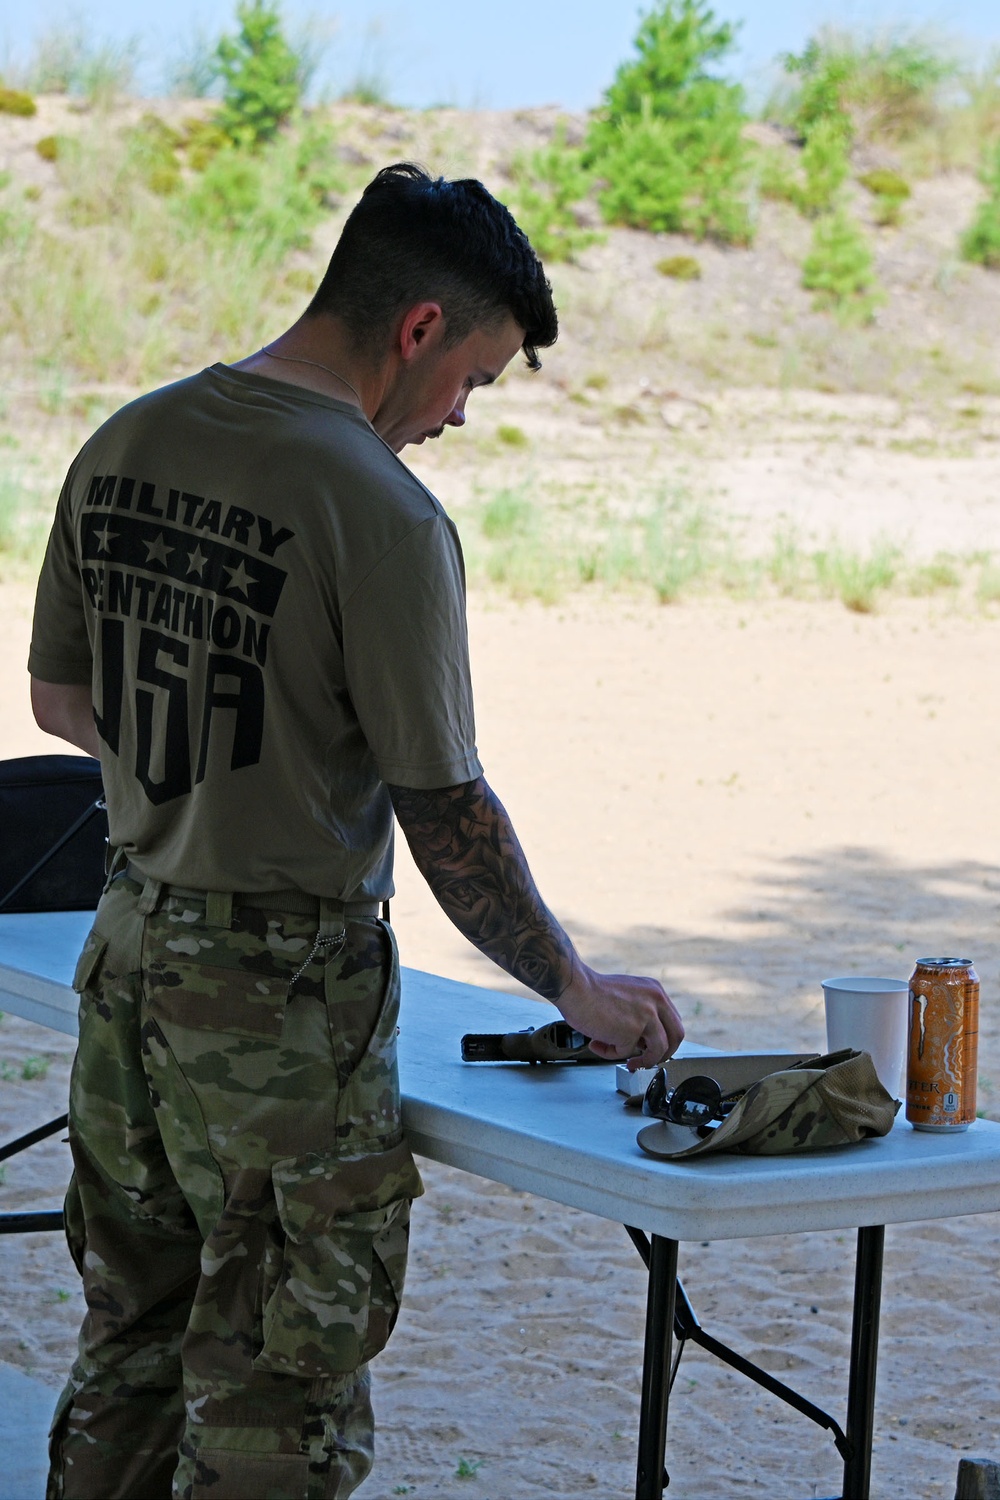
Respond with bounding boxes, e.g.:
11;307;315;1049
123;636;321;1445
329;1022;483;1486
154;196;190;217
29;365;482;900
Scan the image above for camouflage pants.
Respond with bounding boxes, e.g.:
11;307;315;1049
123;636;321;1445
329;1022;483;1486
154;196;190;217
48;874;422;1500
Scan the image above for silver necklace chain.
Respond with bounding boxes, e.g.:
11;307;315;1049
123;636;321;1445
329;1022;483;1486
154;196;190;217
259;345;364;408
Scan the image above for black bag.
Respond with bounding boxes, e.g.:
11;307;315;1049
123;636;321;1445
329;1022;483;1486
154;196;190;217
0;755;108;912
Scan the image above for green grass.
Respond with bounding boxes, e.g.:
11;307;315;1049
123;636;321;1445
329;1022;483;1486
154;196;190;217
455;1457;484;1479
0;478;20;554
20;20;141;107
459;486;1000;613
0;476;50;573
813;542;899;612
480;487;533;541
0;1055;52;1081
495;423;529;448
907;555;963;593
976;563;1000;606
0;113;343;386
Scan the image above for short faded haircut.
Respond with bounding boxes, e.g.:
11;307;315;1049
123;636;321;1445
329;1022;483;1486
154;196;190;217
307;162;558;369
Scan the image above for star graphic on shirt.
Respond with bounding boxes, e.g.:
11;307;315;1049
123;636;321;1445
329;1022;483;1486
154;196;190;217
185;545;210;582
90;520;119;557
142;532;171;570
223;559;253;600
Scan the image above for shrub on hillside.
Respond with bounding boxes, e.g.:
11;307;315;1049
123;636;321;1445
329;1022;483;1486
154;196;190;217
781;27;954;146
127;115;184;196
859;167;911;199
802;206;883;322
0;115;342;383
859;167;911;226
506;122;603;263
961;143;1000;269
182;117;232;171
587;0;752;245
0;88;37;117
181;116;341;260
590;0;740;146
754;128;849;219
962;56;1000;152
796;116;851;216
656;254;702;279
595;100;752;244
216;0;302;148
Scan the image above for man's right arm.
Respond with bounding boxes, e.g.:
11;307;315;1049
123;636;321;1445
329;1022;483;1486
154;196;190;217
388;776;684;1064
30;680;100;759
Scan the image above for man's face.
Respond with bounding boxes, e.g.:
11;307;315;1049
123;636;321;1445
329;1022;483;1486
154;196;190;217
375;314;526;454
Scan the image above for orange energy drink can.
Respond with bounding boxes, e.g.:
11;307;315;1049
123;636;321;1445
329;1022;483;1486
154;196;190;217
906;958;979;1132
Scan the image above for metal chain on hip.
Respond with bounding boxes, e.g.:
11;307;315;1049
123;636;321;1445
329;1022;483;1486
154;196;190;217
287;927;347;992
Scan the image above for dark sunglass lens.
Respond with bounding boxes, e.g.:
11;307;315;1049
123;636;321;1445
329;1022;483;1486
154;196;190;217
642;1068;671;1118
667;1075;724;1127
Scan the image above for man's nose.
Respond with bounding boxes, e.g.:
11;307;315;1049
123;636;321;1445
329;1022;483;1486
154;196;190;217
445;405;466;428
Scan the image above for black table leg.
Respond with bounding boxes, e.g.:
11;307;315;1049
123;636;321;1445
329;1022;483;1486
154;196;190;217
0;1113;69;1235
635;1234;678;1500
842;1225;885;1500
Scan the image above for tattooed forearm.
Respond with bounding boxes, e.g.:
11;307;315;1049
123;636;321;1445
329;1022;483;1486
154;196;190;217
387;777;577;1002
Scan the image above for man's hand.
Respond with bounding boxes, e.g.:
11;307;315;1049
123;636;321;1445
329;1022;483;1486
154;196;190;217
388;776;684;1065
556;964;684;1068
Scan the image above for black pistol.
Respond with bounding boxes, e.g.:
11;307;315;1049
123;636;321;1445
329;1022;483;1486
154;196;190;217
461;1020;612;1064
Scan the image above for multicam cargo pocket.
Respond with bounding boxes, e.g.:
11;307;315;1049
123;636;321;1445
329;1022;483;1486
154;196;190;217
69;930;110;1055
71;929;108;994
253;1137;424;1378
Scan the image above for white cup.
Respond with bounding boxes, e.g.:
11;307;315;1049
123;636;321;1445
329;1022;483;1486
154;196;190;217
822;976;909;1098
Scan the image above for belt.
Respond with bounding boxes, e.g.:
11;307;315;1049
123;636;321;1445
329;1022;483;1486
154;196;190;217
122;861;383;925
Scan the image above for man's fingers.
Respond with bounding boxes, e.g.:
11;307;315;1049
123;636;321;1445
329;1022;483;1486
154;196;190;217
593;1024;672;1067
560;970;686;1066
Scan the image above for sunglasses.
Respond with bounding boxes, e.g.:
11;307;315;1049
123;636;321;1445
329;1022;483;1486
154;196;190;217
642;1070;747;1134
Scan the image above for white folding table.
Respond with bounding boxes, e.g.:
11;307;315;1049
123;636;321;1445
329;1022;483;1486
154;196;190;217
2;910;1000;1499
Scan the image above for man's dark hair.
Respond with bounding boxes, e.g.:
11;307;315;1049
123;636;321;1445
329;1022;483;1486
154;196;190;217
306;162;558;369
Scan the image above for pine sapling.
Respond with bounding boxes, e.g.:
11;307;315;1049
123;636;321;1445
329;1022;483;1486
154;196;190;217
802;206;883;322
961;143;1000;270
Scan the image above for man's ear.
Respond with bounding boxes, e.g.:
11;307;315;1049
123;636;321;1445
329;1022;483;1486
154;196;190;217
398;302;445;362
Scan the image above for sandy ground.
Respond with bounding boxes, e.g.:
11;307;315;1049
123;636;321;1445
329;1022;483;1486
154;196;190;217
0;580;997;1499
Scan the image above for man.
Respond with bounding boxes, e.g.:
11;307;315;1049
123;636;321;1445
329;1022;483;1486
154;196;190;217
29;162;684;1499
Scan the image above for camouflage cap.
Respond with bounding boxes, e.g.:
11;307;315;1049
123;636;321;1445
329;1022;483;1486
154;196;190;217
637;1048;900;1160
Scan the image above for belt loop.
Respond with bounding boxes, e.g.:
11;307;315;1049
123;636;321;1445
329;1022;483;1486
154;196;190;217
205;891;234;928
102;845;127;893
137;877;162;916
319;896;347;940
